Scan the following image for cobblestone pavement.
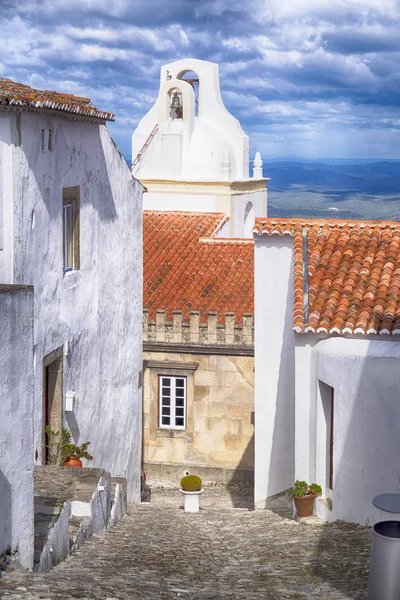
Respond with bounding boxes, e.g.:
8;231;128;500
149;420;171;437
0;486;371;600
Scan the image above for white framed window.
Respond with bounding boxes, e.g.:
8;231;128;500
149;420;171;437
63;201;73;272
62;187;80;274
159;375;186;429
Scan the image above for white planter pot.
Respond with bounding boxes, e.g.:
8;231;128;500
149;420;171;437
180;488;204;513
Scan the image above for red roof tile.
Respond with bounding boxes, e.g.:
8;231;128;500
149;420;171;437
0;78;114;122
144;211;254;323
254;218;400;336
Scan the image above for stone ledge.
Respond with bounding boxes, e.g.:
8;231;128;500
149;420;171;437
143;461;254;485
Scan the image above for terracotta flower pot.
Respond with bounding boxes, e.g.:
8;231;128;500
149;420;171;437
294;494;315;517
63;456;82;467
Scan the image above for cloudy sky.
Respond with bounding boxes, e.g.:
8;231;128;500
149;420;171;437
1;0;399;160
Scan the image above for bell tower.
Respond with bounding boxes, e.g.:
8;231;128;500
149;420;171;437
131;58;268;237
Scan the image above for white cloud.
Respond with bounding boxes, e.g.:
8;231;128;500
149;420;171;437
0;0;399;159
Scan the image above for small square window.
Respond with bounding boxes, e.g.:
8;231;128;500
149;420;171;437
159;375;186;430
62;187;80;274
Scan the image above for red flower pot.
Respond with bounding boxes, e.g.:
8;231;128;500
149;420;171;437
294;494;315;517
63;456;82;467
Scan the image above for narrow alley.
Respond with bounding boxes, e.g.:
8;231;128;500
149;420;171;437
0;487;370;600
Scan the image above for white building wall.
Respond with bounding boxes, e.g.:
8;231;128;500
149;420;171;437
143;192;219;213
232;190;267;238
10;112;143;502
0;116;13;283
0;284;34;568
313;337;400;525
254;234;295;507
294;335;318;483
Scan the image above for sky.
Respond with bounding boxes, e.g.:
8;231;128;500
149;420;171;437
1;0;400;160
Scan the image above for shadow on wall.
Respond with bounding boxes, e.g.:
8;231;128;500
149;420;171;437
227;433;254;510
26;123;118;224
309;340;396;598
268;275;295;498
0;470;12;558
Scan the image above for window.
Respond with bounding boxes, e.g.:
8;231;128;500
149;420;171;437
159;375;186;429
62;187;80;273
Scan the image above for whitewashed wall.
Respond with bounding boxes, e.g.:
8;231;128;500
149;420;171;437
0;116;13;283
233;190;267;238
313;337;400;525
7;112;143;502
254;234;295;507
0;284;34;568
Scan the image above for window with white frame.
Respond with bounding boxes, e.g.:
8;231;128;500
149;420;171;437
159;375;186;429
62;187;80;274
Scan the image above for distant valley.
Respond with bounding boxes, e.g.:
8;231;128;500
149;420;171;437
265;160;400;221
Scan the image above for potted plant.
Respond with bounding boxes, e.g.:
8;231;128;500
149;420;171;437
180;475;203;513
63;441;93;468
292;480;322;517
44;427;93;467
44;426;73;465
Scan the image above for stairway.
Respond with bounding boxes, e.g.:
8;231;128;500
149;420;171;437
33;466;127;572
131;124;158;172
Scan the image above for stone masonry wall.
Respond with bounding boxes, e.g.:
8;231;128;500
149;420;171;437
143;310;254;346
143;348;254;483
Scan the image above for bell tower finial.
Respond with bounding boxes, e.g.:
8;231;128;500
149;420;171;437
253;152;263;179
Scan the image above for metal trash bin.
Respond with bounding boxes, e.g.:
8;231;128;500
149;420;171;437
368;494;400;600
368;521;400;600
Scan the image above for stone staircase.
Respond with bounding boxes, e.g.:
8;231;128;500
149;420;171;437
33;466;127;572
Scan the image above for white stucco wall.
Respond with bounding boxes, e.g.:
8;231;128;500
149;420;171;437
8;112;143;502
312;337;400;525
232;190;267;238
0;284;34;568
254;234;295;507
0;116;13;283
143;192;218;213
294;335;319;483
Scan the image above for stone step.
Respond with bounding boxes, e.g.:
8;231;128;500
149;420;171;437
33;467;125;572
33;496;63;569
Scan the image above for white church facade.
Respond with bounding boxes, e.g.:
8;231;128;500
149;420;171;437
0;78;144;567
132;58;267;237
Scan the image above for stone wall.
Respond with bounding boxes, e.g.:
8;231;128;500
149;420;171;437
143;310;253;346
143;347;254;484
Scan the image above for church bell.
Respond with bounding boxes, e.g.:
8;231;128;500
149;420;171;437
170;92;182;119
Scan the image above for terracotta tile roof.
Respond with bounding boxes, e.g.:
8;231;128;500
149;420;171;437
144;211;254;323
254;218;400;336
0;78;114;121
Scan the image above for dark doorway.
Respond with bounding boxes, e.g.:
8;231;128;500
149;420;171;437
43;349;63;464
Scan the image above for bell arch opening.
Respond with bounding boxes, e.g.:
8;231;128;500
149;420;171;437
244;202;255;238
177;70;199;116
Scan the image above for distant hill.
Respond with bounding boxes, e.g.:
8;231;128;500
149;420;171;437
127;155;400;221
261;156;400;165
264;160;400;221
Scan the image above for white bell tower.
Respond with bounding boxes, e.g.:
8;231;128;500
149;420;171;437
131;58;268;237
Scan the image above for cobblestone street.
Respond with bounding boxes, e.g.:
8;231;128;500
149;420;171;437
0;487;371;600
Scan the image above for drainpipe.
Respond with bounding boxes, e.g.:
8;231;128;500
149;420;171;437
302;229;309;325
